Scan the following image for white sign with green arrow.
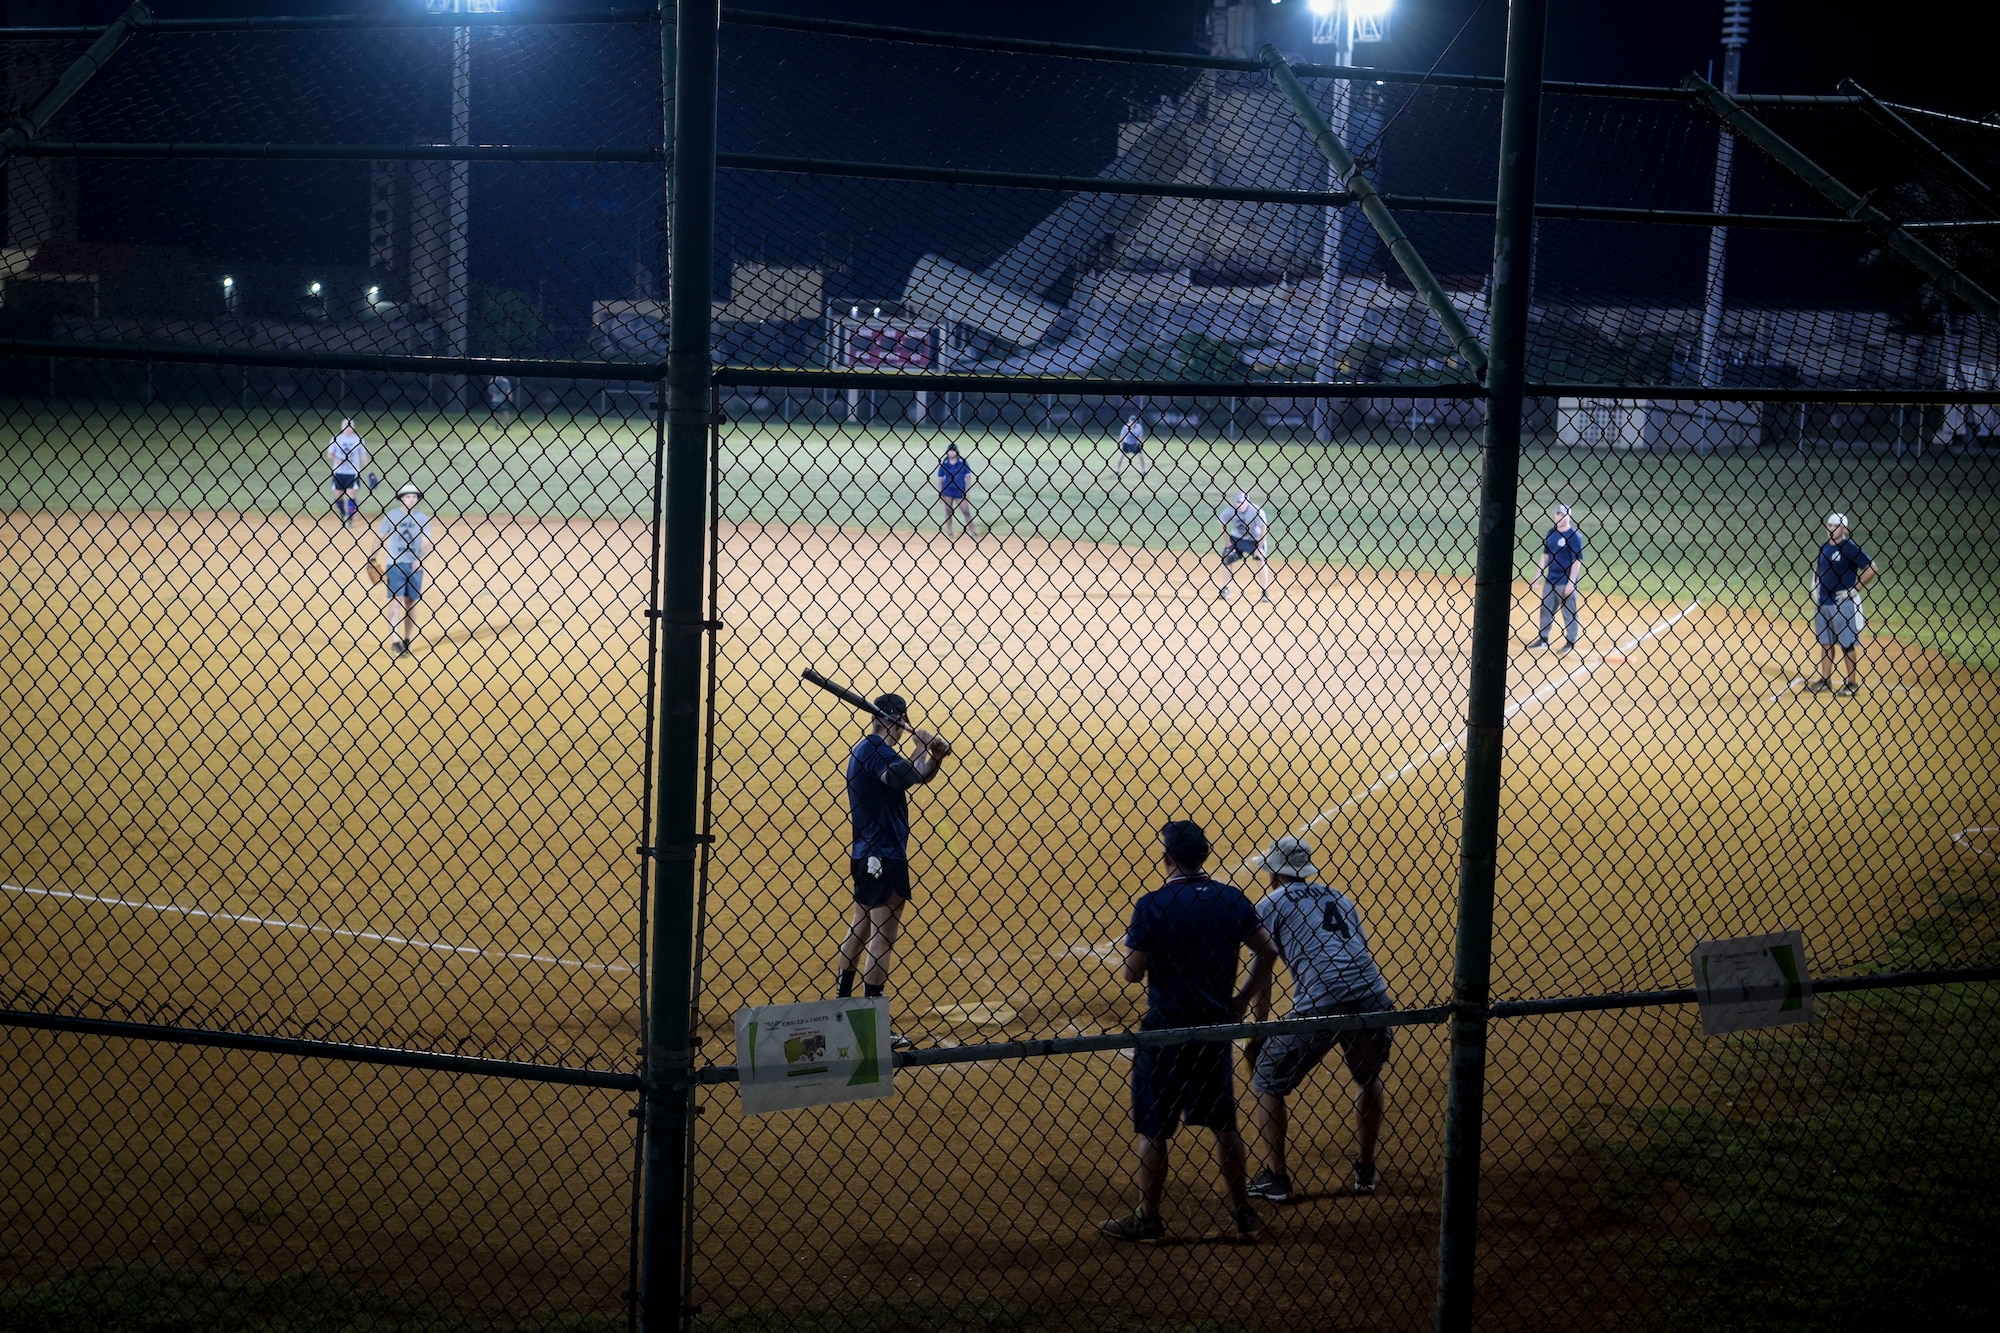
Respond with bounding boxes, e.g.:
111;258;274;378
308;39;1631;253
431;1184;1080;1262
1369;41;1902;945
1691;930;1814;1036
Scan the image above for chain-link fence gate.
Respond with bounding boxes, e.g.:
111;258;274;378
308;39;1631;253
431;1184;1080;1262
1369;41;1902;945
5;4;1999;1332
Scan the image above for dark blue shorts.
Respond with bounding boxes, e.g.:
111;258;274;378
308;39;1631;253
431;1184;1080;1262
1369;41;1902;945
332;472;358;490
850;856;912;908
1131;1040;1236;1140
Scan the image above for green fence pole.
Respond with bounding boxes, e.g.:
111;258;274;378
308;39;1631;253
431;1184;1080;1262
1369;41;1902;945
1434;0;1546;1329
0;1;150;167
638;2;716;1332
1683;72;2000;324
1258;44;1490;381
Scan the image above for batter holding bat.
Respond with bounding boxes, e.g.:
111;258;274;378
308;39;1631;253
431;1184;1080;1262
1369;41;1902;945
821;681;952;1050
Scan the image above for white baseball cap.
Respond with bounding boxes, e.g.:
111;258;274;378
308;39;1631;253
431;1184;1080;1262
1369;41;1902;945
1551;503;1571;516
1826;512;1848;528
1256;835;1319;878
397;483;423;499
1232;490;1248;504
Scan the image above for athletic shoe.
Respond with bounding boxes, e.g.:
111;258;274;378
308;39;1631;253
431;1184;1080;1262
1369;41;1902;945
1246;1170;1293;1204
887;1031;913;1051
1261;592;1272;602
1231;1206;1265;1241
1098;1209;1166;1244
1805;678;1833;693
1352;1161;1378;1196
1528;638;1549;649
389;639;406;656
1560;643;1577;654
1219;587;1232;601
1836;682;1859;697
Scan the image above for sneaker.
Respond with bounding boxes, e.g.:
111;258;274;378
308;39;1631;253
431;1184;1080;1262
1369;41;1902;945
1352;1161;1378;1196
1246;1170;1293;1204
1218;587;1232;601
1098;1209;1166;1244
887;1031;913;1051
389;639;407;656
1836;682;1859;697
1560;643;1577;654
1805;678;1833;693
1528;638;1549;649
1231;1206;1265;1241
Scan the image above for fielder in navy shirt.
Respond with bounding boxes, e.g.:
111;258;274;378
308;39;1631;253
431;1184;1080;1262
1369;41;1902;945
1099;820;1279;1244
935;445;978;539
1808;512;1877;696
833;693;951;1051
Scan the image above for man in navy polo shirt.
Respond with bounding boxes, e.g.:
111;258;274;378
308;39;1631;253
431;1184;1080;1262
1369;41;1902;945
1531;502;1584;652
1808;512;1877;697
833;692;951;1050
1099;820;1280;1244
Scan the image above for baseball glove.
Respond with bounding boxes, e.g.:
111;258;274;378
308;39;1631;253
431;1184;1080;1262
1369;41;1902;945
366;555;384;586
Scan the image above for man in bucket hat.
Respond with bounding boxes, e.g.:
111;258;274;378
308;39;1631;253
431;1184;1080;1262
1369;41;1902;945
1808;512;1876;697
1244;834;1394;1203
378;483;432;657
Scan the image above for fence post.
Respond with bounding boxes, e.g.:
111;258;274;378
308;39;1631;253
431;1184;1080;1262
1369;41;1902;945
638;3;716;1332
1433;1;1546;1330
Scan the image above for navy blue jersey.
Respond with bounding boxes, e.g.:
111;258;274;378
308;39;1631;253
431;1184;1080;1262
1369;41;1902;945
937;457;972;499
1127;876;1259;1029
846;734;918;861
1816;539;1872;603
1543;527;1584;581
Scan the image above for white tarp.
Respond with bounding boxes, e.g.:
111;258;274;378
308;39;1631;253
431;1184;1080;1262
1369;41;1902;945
734;997;895;1117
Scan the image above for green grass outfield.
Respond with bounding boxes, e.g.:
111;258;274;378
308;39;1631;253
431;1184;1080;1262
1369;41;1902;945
5;402;1999;669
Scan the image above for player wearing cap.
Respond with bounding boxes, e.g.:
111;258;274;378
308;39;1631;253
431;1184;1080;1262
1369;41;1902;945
1809;512;1876;697
378;483;431;657
1243;835;1393;1203
1217;491;1270;601
834;692;951;1049
327;419;369;526
1531;503;1584;652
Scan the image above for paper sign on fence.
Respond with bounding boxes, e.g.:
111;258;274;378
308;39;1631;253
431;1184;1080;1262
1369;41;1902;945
734;997;894;1116
1691;930;1813;1036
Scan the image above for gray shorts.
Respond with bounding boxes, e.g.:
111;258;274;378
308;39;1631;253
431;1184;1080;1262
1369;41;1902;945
1251;997;1393;1098
1814;597;1863;648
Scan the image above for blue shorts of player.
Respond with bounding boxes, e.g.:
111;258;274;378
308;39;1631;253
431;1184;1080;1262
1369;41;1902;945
333;472;359;491
386;563;424;600
1814;598;1863;648
850;856;911;909
1222;537;1261;564
1251;994;1394;1097
1131;1040;1236;1139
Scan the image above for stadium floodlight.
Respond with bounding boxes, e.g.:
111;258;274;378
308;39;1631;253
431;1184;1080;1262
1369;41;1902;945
1307;0;1337;14
367;285;381;302
308;281;322;296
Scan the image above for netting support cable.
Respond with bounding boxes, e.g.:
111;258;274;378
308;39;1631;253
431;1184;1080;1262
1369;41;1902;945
1840;78;2000;219
0;1;148;168
639;2;716;1331
1684;72;2000;324
716;152;1864;231
19;142;664;163
1436;1;1545;1328
0;6;659;38
1260;45;1491;382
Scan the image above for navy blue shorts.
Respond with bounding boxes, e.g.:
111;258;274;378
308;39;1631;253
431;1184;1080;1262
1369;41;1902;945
1222;536;1262;564
332;472;358;491
1131;1040;1236;1140
850;856;912;908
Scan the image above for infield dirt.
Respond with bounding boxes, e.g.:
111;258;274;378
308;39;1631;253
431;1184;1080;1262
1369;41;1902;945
3;510;1994;1327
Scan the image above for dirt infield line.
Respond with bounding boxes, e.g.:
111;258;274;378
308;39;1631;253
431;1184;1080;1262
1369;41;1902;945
2;882;630;976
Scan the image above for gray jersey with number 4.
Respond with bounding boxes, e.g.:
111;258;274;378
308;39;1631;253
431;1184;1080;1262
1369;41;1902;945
1256;880;1388;1013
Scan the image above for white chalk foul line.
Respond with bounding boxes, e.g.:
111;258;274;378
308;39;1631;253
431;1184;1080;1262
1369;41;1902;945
1951;827;1998;858
1225;599;1703;878
1;882;631;975
1768;676;1806;705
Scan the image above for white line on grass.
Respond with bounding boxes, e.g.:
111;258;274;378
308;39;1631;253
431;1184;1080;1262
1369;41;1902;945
1219;598;1704;879
1;882;630;975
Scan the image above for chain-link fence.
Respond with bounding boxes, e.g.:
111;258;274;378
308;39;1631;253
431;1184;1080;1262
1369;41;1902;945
4;4;1997;1332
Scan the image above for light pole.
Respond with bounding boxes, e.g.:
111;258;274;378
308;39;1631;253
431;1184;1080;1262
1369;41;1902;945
1306;0;1392;440
426;1;496;403
1698;1;1750;387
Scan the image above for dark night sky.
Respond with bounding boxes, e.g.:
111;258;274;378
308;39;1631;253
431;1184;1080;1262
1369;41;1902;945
73;0;1996;119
